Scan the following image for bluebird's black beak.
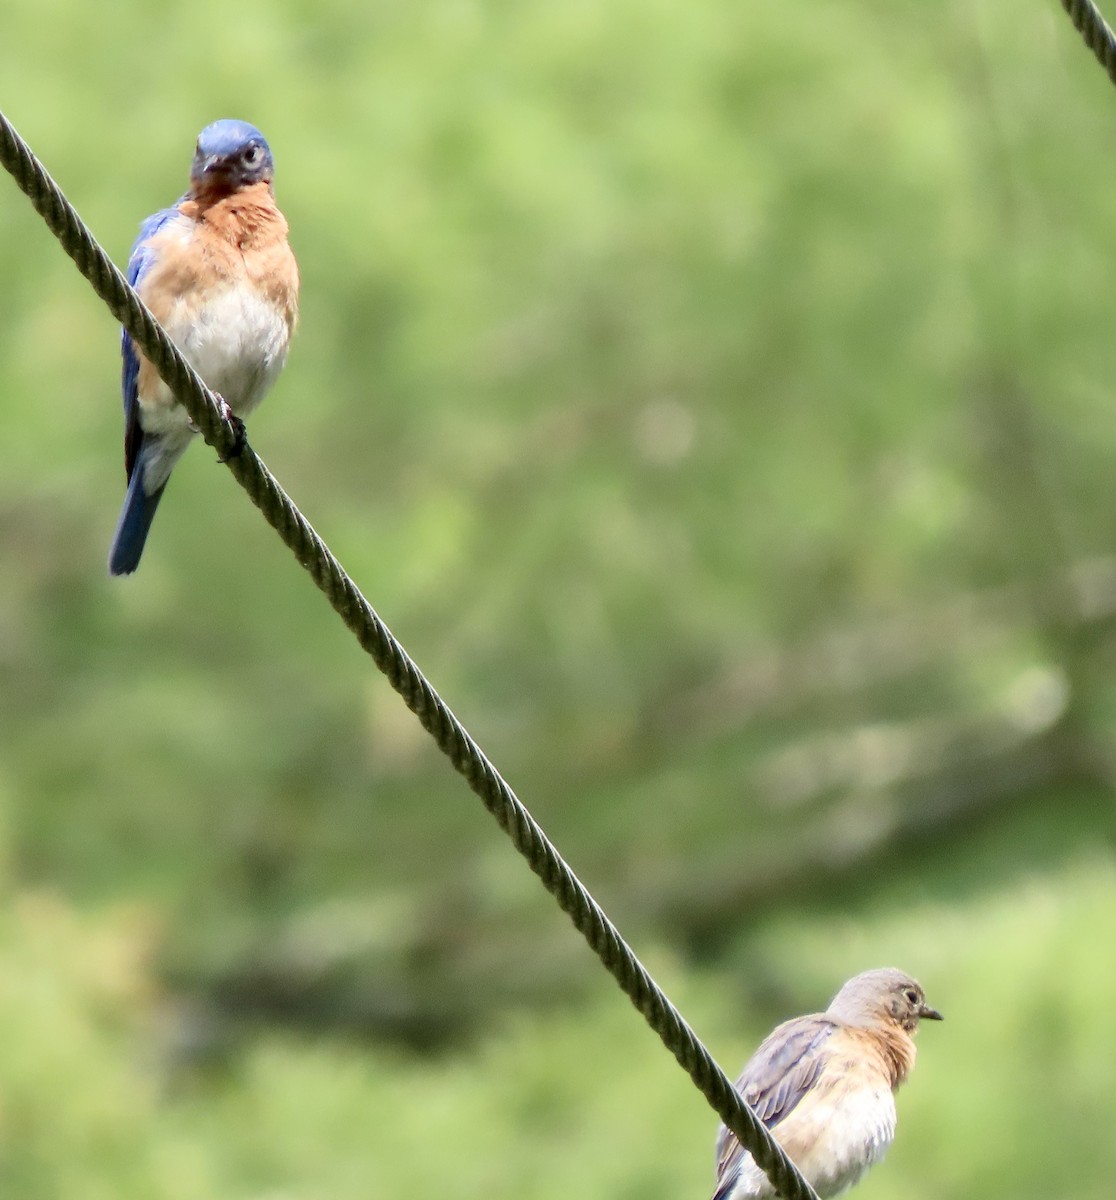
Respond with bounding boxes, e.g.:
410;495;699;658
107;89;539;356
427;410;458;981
918;1002;943;1021
195;152;232;181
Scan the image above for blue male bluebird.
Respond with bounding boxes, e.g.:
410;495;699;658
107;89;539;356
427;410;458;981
713;968;941;1200
108;118;299;575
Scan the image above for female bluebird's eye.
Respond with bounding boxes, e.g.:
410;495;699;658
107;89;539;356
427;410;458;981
904;988;919;1006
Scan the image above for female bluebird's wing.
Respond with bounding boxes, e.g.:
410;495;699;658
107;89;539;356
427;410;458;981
714;1016;838;1198
737;1015;836;1127
120;200;187;478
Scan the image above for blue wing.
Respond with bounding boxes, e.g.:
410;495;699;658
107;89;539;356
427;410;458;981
110;199;188;575
121;199;187;478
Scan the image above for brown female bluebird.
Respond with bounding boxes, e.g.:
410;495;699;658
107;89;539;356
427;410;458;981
713;968;941;1200
109;119;299;575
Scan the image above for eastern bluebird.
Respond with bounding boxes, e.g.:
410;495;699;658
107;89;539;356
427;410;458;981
713;968;941;1200
108;118;299;575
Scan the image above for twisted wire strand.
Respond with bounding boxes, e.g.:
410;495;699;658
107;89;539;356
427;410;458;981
0;108;818;1200
1060;0;1116;85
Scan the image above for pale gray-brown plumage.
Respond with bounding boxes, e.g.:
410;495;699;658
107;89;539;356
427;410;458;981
713;968;941;1200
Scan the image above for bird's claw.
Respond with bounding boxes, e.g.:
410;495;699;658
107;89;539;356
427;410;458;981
185;395;247;459
214;395;247;462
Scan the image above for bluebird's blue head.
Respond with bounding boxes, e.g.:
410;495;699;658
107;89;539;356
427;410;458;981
190;119;275;199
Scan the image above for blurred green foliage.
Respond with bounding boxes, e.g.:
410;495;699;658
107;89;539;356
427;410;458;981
3;0;1116;1195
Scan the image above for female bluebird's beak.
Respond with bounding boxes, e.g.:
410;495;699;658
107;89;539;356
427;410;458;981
918;1002;943;1021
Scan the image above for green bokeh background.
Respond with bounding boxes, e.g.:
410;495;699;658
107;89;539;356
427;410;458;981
3;1;1116;1196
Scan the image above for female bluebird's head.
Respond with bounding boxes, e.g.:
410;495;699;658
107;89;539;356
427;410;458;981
190;119;275;199
827;967;943;1033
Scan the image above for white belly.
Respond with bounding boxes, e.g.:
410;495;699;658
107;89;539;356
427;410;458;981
135;283;291;491
799;1086;896;1197
149;284;290;421
725;1087;896;1200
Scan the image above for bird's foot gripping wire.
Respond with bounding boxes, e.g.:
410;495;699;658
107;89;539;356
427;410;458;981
214;395;248;461
187;394;247;460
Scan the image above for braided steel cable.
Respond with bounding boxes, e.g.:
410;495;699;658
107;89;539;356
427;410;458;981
0;107;818;1200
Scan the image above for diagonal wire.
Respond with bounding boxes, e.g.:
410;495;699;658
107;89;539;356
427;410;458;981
0;108;819;1200
1059;0;1116;86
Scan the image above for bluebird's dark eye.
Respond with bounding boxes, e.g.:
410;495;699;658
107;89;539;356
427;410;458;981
243;144;262;166
904;988;919;1006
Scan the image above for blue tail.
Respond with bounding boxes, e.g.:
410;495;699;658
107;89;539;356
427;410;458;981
108;458;167;576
